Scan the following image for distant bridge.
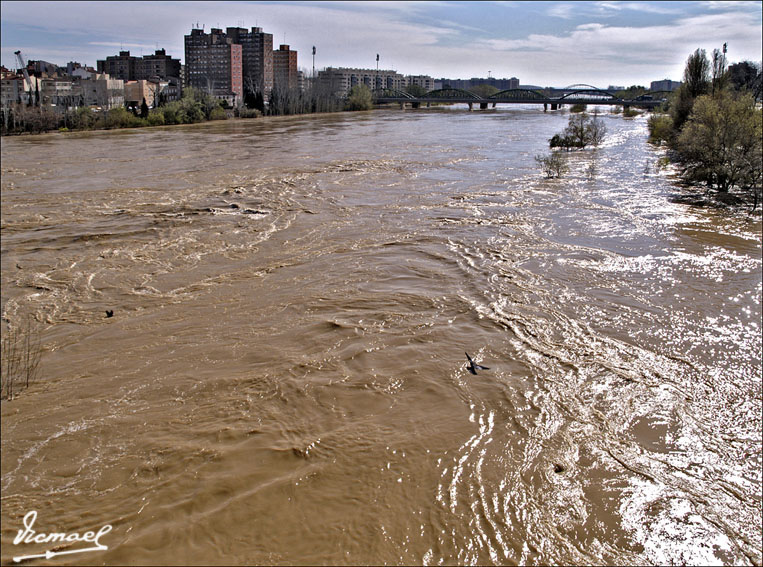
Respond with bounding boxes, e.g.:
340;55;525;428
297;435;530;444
372;86;669;110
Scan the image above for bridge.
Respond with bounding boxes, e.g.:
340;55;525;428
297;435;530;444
372;86;670;111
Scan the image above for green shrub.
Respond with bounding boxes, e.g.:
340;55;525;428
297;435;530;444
147;110;165;126
647;114;674;146
345;85;373;111
237;107;261;118
209;107;227;121
162;105;179;124
73;107;97;129
103;107;147;129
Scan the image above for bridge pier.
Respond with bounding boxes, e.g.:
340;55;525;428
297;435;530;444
479;102;488;110
412;102;420;109
400;102;407;110
544;103;547;112
550;103;558;110
492;103;496;108
468;102;473;111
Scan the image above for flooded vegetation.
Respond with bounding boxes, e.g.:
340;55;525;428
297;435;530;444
1;107;761;565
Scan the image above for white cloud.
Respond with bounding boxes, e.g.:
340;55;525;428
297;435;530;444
597;2;681;15
1;1;760;86
547;3;576;19
475;9;762;84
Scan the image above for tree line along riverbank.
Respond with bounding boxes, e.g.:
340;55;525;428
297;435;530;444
646;48;762;212
0;83;376;136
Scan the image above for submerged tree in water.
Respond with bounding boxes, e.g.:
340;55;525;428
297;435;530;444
676;91;762;195
549;111;607;150
535;152;569;178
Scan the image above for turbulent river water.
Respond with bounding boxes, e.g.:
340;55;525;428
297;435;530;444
1;107;761;566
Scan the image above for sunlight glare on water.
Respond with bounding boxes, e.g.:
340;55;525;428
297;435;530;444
1;107;761;565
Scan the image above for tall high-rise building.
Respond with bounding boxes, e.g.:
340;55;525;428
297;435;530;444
225;27;274;97
273;45;298;91
184;28;243;105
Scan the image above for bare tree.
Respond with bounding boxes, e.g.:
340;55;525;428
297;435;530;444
1;317;42;400
712;45;728;96
535;152;569;178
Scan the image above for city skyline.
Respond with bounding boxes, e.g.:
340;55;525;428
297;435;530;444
1;1;761;87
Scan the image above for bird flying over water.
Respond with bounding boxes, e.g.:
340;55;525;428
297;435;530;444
465;352;489;374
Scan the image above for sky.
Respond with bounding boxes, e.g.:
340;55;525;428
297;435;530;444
1;1;761;88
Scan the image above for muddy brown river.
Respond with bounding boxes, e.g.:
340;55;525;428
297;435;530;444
1;107;761;565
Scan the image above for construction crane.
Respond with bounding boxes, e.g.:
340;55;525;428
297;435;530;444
14;50;33;93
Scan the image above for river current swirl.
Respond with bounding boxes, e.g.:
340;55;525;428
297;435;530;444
1;107;761;565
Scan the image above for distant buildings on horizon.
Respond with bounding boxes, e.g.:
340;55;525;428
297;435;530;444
1;22;682;112
650;79;682;92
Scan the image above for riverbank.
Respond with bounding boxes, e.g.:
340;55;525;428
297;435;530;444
669;185;763;214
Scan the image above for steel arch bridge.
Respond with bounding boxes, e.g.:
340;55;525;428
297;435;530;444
372;84;667;110
373;88;415;99
487;89;548;101
563;84;604;91
558;88;618;101
423;88;484;100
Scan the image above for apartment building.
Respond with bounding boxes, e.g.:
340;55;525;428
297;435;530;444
40;77;79;108
135;49;182;81
184;27;243;105
437;76;520;91
273;44;298;91
0;74;80;111
0;74;34;107
81;73;125;109
317;67;406;96
124;79;157;107
225;27;274;96
97;51;135;82
97;49;181;82
650;79;681;92
405;75;436;92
